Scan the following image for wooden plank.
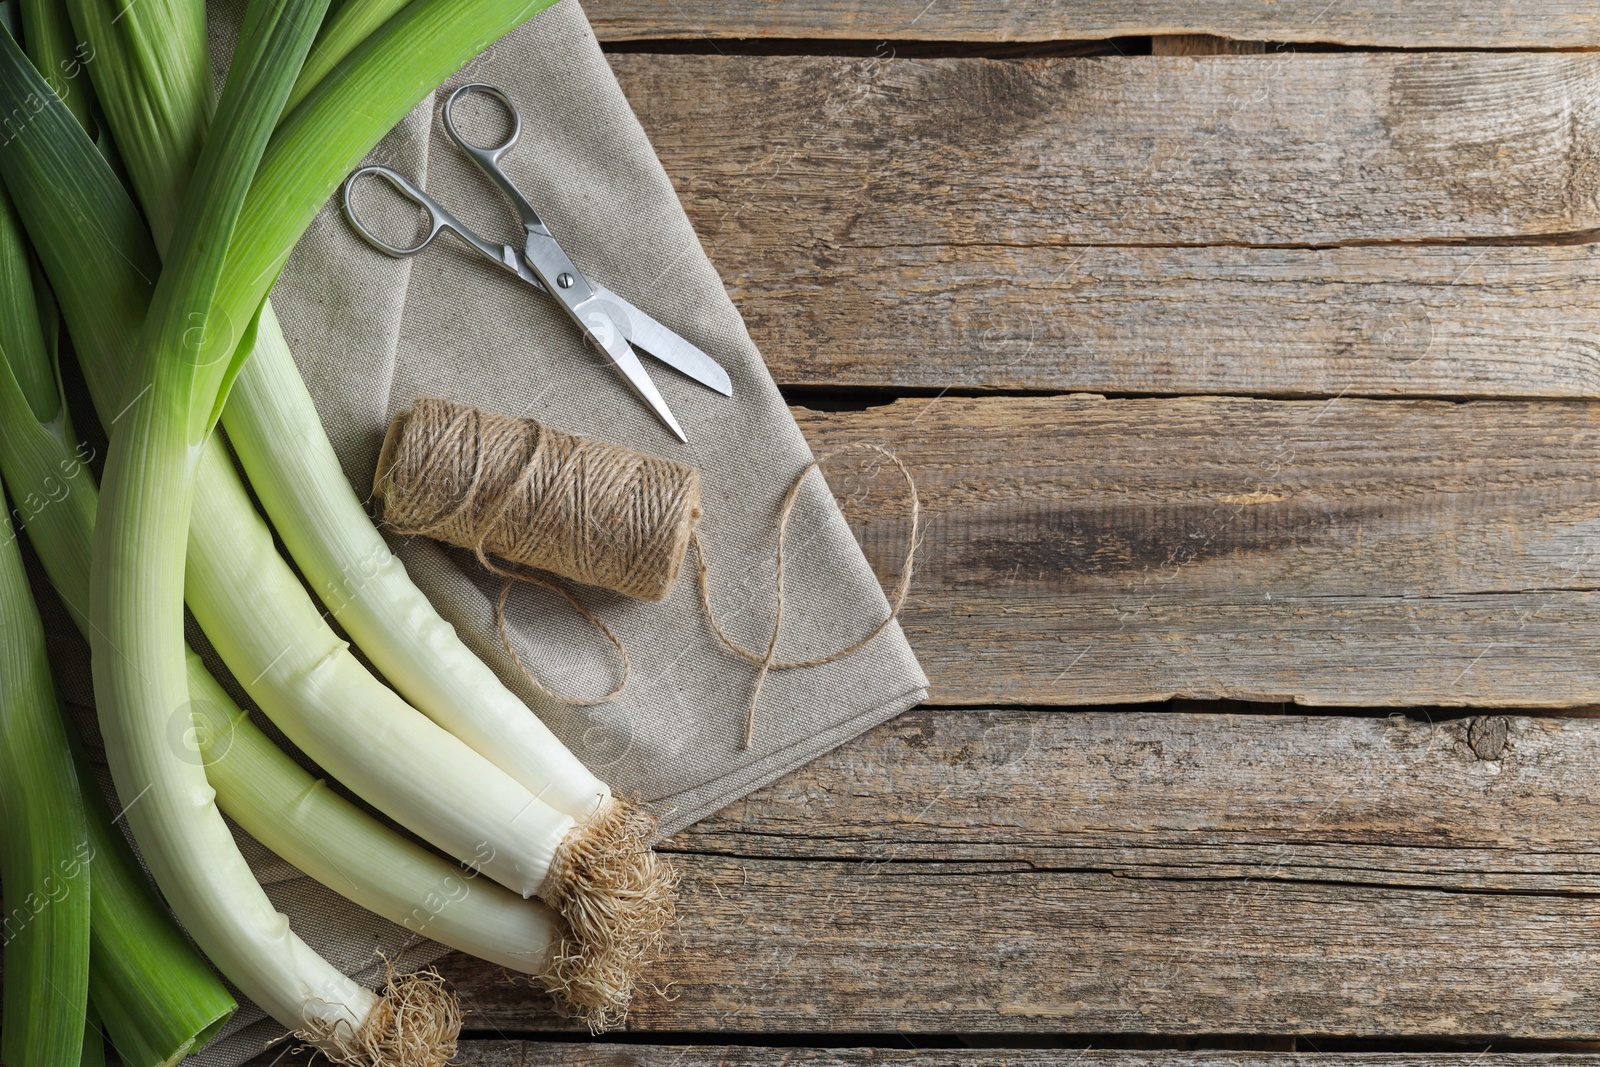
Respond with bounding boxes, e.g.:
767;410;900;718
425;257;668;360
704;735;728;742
613;53;1600;246
275;1049;1600;1066
513;1056;1600;1067
614;53;1600;397
433;709;1600;1037
712;242;1600;398
587;1;1600;48
674;709;1600;895
786;394;1600;708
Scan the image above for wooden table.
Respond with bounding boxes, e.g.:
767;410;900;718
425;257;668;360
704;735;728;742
335;4;1600;1064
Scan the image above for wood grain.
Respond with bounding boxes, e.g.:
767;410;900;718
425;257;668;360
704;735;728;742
276;1049;1600;1066
708;242;1600;398
586;1;1600;48
613;52;1600;247
608;52;1600;398
433;708;1600;1037
788;394;1600;707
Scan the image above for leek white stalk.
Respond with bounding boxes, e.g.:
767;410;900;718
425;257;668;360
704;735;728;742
183;656;563;976
227;313;609;819
0;176;237;1067
75;725;238;1067
187;435;577;898
84;0;405;1054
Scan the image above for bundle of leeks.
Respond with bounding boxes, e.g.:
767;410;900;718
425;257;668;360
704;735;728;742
0;0;677;1063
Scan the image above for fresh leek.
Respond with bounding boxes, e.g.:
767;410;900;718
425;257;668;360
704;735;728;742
0;177;236;1067
36;0;670;1023
178;0;614;824
186;432;577;899
8;0;579;900
226;314;610;820
0;154;559;1010
182;658;563;976
73;733;237;1067
60;0;207;248
18;0;94;127
2;0;667;1030
85;0;401;1052
0;148;89;1067
0;474;90;1067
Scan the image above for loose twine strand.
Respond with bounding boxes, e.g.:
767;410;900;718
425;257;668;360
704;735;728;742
375;397;918;745
691;443;919;747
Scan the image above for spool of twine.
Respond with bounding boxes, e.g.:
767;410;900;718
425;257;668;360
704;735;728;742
373;396;918;745
374;396;701;602
374;396;701;704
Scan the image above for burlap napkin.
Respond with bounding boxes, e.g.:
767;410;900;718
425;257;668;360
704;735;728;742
103;0;927;1060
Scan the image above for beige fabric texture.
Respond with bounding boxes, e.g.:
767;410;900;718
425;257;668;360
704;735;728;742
278;4;927;833
75;0;925;1061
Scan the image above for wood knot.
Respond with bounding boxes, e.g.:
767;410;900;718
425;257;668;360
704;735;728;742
1466;715;1509;761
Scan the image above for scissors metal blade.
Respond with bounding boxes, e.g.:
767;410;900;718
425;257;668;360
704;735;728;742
589;287;733;397
574;299;688;442
511;255;732;397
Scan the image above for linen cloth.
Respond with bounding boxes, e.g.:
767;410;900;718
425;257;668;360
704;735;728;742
289;1;927;834
84;0;926;1060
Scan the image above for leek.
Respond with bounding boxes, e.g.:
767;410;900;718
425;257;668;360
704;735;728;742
0;161;558;1015
13;0;580;900
75;0;604;1043
18;0;94;127
186;432;576;899
60;0;207;247
84;0;409;1053
73;733;237;1067
225;314;610;820
287;0;407;113
4;0;667;1027
0;162;89;1067
0;178;236;1067
197;0;615;824
0;473;89;1067
41;0;670;1022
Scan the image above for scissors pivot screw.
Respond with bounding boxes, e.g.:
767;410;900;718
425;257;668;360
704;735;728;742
556;272;575;289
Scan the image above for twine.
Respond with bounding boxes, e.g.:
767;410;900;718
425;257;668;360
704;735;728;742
373;397;918;744
693;444;919;748
374;396;701;704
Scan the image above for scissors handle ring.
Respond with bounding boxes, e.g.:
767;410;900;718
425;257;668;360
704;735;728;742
341;165;447;257
443;83;521;161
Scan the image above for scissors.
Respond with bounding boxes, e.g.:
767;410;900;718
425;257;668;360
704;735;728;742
341;82;732;443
